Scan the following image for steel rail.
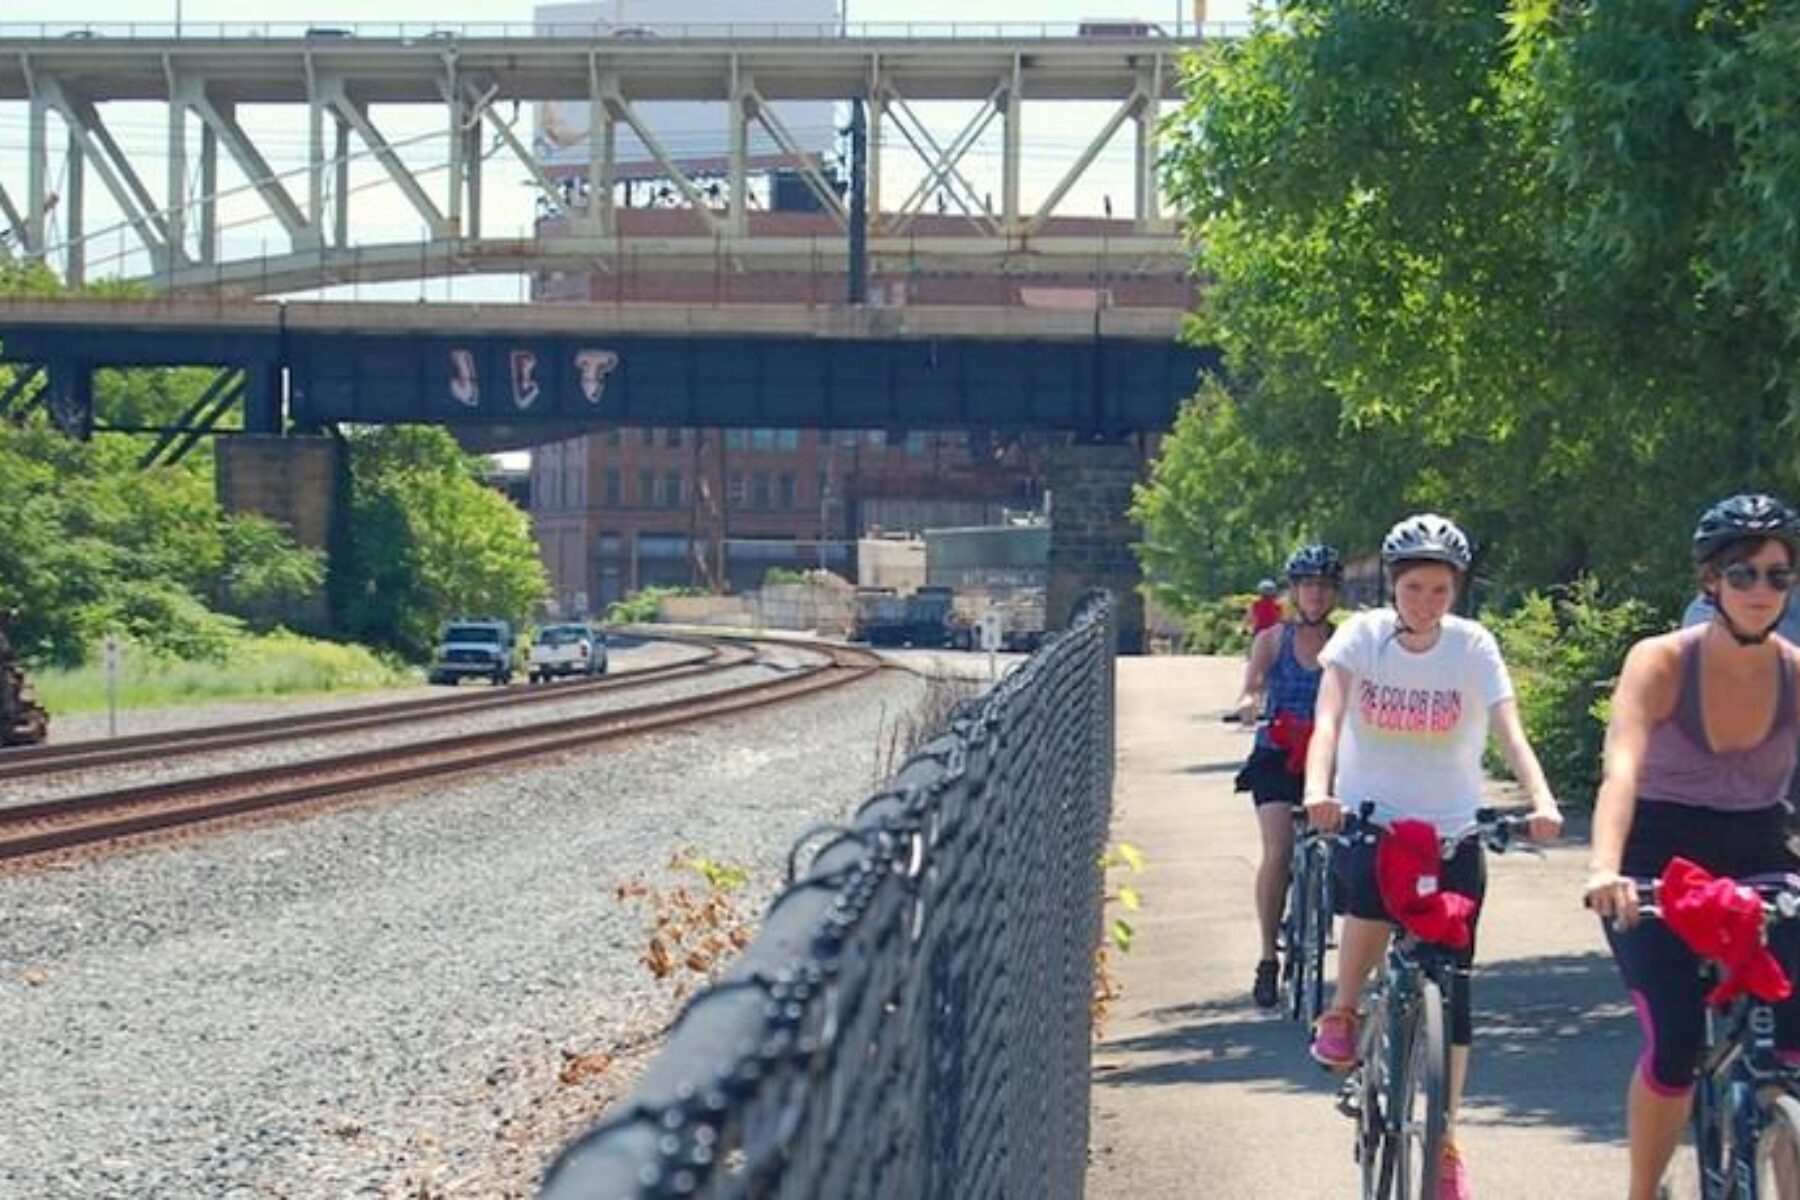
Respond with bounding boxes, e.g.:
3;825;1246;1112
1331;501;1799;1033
0;637;737;782
0;642;881;862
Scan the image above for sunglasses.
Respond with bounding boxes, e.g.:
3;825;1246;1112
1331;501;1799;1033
1721;562;1797;592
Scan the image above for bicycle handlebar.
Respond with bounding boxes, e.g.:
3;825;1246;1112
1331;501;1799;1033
1603;877;1800;923
1336;802;1543;858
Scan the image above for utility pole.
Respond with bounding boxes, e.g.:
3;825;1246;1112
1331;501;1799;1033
847;97;868;306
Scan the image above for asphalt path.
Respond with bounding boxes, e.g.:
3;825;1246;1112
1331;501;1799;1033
1087;655;1637;1200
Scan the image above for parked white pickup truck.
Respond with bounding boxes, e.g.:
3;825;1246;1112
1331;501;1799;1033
528;624;607;683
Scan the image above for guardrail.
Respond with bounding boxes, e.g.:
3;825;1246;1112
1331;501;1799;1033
539;592;1116;1199
0;20;1248;42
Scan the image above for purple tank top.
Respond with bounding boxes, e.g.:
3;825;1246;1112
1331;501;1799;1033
1637;626;1799;812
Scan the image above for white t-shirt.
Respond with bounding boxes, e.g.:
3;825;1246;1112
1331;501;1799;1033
1318;609;1515;836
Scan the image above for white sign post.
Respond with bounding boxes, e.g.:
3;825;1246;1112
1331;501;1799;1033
977;610;1004;680
102;634;121;738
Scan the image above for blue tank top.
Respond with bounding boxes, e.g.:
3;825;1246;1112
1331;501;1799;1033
1257;623;1324;752
1638;626;1798;812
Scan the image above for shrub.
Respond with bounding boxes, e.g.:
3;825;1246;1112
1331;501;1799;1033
1179;593;1349;655
1484;577;1668;804
602;586;708;626
1182;593;1254;655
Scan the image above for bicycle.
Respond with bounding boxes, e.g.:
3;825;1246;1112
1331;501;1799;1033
1280;804;1335;1026
1338;805;1539;1200
1222;709;1328;1022
1610;877;1800;1200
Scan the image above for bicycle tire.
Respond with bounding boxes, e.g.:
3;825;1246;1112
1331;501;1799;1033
1381;976;1447;1200
1357;989;1391;1200
1304;843;1332;1025
1691;1069;1729;1199
1753;1090;1800;1199
1283;844;1310;1023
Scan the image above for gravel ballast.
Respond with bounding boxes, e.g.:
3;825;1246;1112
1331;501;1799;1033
0;661;932;1199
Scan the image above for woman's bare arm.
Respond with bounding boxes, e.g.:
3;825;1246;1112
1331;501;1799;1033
1303;663;1351;830
1489;698;1562;840
1234;627;1280;723
1586;637;1678;923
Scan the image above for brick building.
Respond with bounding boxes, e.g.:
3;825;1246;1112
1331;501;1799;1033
531;423;1044;614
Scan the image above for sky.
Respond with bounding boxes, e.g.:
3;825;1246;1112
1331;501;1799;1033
0;1;1254;296
9;0;1250;34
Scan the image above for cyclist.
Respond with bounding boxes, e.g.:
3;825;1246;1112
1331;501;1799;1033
1585;493;1800;1200
1246;578;1285;645
1303;513;1561;1200
1234;543;1344;1007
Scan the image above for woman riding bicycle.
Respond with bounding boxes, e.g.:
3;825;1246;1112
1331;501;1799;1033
1586;493;1800;1200
1235;543;1344;1008
1304;513;1561;1200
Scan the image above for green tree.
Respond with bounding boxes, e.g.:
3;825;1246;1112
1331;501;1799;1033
219;513;327;626
1134;379;1294;601
338;426;547;659
0;266;322;662
1142;0;1798;612
0;421;241;662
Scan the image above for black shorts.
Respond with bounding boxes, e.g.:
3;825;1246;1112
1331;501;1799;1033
1234;745;1301;807
1334;833;1488;932
1335;831;1488;1046
1605;799;1800;1093
1617;797;1797;880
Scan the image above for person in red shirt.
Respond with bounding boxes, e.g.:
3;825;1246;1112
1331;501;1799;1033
1245;579;1285;645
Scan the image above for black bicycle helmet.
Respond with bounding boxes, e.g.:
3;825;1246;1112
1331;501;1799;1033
1691;493;1800;564
1380;513;1472;572
1285;543;1344;583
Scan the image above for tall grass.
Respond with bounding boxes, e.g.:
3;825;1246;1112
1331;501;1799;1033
31;631;417;714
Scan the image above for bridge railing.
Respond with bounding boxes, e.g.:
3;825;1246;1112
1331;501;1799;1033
538;592;1116;1200
0;20;1248;42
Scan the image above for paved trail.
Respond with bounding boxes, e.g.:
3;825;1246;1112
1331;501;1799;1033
1088;655;1636;1200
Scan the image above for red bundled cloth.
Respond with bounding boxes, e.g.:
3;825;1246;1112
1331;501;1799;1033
1375;820;1478;950
1268;711;1314;775
1658;856;1792;1007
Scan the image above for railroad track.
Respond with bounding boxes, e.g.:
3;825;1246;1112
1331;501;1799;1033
0;641;881;863
0;636;743;783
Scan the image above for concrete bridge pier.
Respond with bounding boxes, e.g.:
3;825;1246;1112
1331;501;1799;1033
214;433;345;630
1047;436;1148;655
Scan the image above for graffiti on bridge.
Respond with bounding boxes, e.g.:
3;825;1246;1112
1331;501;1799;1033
445;346;621;411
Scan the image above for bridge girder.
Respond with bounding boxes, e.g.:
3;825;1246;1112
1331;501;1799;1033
0;32;1195;296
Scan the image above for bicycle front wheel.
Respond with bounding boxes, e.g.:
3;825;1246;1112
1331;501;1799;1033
1356;990;1391;1200
1282;861;1307;1023
1381;977;1447;1200
1755;1091;1800;1200
1303;843;1333;1026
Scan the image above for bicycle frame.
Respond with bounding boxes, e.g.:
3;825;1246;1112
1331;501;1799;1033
1629;883;1800;1200
1693;961;1800;1198
1343;805;1536;1200
1355;925;1459;1200
1283;808;1335;1025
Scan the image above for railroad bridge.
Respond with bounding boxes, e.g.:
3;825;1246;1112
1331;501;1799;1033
0;23;1222;650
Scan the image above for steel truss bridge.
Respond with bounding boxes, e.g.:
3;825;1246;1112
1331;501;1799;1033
0;24;1211;299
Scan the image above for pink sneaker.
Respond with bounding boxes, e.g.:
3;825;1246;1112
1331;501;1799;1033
1309;1008;1358;1072
1437;1141;1473;1200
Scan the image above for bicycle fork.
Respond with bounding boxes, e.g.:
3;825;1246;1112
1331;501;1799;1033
1695;1003;1780;1199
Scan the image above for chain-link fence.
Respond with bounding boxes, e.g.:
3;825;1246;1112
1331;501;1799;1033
540;593;1117;1200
